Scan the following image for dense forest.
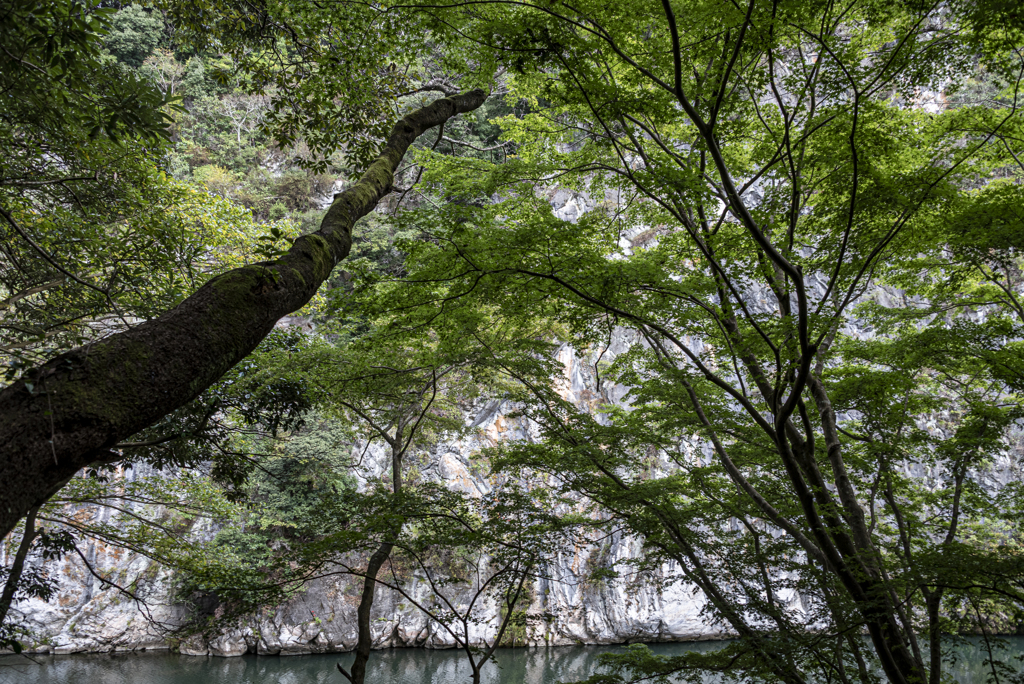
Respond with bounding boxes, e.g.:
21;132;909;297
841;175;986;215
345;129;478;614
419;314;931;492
2;1;1024;683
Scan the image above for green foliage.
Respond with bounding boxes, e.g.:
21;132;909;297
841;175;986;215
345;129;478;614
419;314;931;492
2;0;510;656
0;0;176;144
170;414;361;632
103;4;164;69
346;2;1024;683
244;417;359;536
180;56;212;100
159;0;426;173
0;0;246;374
6;3;1024;684
192;164;235;196
1;173;293;374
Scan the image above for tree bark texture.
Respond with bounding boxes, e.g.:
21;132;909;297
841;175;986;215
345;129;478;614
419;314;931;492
0;90;487;539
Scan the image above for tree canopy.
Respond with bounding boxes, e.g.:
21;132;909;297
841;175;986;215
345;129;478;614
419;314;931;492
2;2;1024;683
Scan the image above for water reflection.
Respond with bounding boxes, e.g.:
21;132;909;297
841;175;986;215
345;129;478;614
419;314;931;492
1;637;1020;684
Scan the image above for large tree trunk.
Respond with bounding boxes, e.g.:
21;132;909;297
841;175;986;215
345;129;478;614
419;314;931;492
0;90;487;539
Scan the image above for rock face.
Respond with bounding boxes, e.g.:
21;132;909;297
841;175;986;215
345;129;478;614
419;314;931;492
4;189;1021;656
1;494;188;654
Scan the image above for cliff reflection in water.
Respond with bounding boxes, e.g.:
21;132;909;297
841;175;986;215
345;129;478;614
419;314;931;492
1;638;1021;684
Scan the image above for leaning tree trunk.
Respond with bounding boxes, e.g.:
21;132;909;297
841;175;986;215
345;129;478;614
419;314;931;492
0;90;487;539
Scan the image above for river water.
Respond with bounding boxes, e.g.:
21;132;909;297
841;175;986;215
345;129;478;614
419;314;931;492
2;638;1021;684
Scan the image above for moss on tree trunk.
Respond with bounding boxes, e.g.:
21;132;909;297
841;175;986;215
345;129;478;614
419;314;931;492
0;90;487;539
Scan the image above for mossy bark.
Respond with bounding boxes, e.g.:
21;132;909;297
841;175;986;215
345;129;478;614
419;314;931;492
0;89;487;539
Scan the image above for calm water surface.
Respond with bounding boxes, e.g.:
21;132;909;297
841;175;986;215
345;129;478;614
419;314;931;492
1;638;1021;684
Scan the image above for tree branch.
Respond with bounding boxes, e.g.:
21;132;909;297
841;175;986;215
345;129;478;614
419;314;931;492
0;89;489;539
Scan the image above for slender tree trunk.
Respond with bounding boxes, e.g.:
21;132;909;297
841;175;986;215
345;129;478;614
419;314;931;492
344;429;404;684
346;540;395;684
0;506;40;627
925;589;943;684
0;90;486;539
